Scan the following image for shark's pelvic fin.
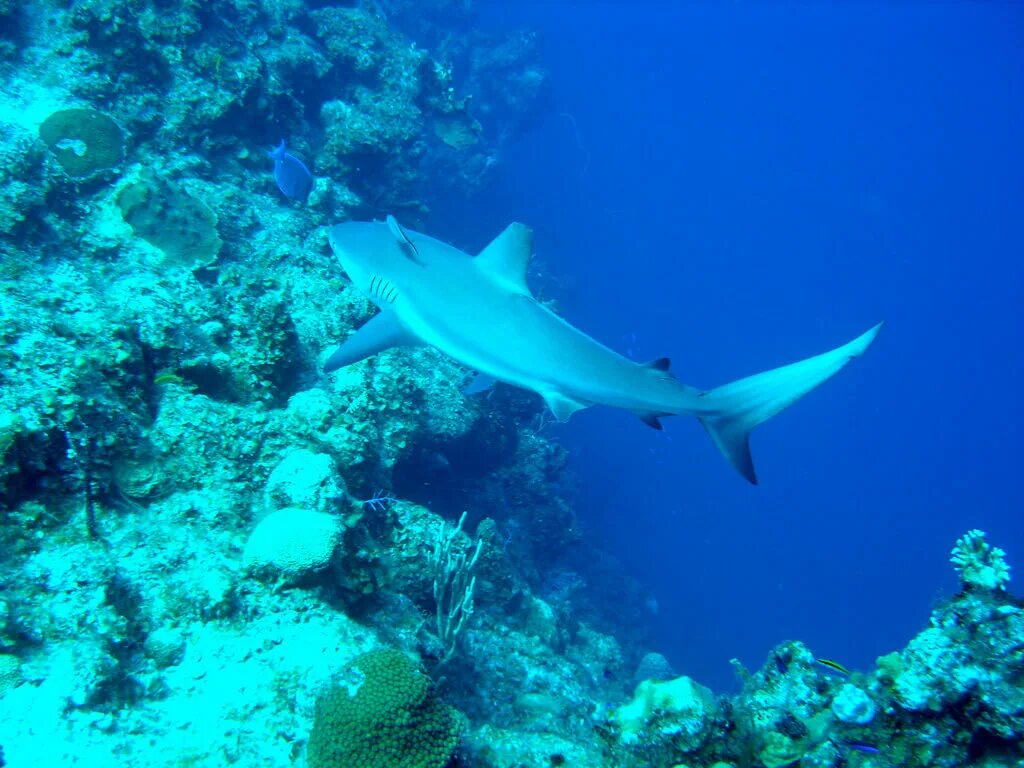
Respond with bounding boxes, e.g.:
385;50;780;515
323;311;420;373
697;323;883;484
476;222;533;296
542;391;590;422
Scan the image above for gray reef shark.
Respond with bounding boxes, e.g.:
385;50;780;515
325;219;881;484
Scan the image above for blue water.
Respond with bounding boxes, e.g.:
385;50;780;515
438;3;1024;690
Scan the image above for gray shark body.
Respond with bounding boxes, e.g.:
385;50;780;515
326;220;880;483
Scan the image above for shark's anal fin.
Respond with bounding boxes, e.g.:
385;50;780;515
541;391;590;422
476;222;533;296
323;311;420;373
636;412;669;430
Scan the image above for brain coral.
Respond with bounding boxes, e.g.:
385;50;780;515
307;648;460;768
243;507;341;579
38;108;123;178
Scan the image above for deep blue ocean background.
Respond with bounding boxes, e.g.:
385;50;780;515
434;3;1023;691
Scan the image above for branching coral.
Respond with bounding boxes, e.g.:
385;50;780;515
950;528;1011;591
430;511;483;666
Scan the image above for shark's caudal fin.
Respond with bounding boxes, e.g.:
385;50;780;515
697;324;882;484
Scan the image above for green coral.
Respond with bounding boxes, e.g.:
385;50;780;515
38;108;123;178
307;649;460;768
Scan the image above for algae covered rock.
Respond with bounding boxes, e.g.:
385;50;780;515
614;674;717;751
0;653;22;696
263;449;345;515
38;108;123;178
893;626;970;711
433;114;481;150
116;172;221;269
307;648;460;768
830;682;876;724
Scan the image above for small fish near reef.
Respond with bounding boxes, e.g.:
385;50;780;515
269;139;313;202
844;741;881;755
816;658;851;675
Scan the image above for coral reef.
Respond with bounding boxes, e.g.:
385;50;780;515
594;533;1021;768
0;0;1019;767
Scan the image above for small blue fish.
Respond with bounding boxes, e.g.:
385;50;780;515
269;139;313;202
845;742;881;754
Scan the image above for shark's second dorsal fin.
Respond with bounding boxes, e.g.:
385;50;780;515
643;357;672;372
641;357;678;381
476;222;533;296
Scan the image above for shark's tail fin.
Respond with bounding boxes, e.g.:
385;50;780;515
697;324;882;484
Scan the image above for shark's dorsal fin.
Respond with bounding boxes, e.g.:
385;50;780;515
476;222;533;296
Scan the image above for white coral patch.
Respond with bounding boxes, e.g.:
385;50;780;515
243;507;341;578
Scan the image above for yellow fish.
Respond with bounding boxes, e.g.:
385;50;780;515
816;658;851;675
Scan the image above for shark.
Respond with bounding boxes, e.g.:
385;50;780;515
324;218;881;484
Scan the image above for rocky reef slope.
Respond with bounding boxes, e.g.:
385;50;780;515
0;1;1019;767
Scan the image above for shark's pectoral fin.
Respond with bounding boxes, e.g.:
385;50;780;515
541;391;590;421
462;372;496;396
476;222;533;296
323;311;420;373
